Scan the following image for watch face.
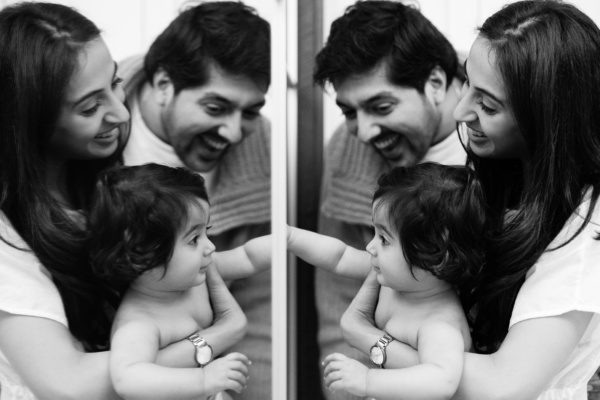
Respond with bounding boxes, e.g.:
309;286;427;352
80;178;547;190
370;346;384;365
195;345;213;365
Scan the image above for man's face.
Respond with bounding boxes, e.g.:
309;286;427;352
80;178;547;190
160;64;267;172
335;63;442;167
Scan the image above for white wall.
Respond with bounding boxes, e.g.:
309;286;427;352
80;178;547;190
322;0;600;142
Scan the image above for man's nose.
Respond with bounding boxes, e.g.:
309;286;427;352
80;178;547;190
218;113;243;144
356;114;381;143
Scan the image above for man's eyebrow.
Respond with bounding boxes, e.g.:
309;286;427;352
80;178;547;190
336;92;395;109
465;59;505;106
361;93;396;108
199;93;233;104
199;93;266;110
72;61;118;107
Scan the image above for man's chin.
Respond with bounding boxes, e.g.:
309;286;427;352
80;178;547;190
378;146;425;168
182;154;220;173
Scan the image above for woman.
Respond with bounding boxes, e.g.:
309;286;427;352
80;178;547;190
0;3;245;399
340;1;600;399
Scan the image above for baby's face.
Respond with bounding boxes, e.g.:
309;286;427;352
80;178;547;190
159;199;215;290
366;201;428;291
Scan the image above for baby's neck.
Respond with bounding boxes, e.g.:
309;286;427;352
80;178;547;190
393;283;456;303
126;284;191;304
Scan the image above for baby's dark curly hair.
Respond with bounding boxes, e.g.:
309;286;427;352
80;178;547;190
373;162;488;290
88;163;209;292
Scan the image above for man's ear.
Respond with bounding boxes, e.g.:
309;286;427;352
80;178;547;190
151;68;174;106
424;65;448;105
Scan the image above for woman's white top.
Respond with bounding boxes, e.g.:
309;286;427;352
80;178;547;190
0;212;67;400
510;195;600;400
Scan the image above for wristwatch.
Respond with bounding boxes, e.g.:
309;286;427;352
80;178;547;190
187;332;213;367
369;333;395;368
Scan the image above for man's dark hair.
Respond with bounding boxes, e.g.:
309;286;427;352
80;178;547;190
314;0;458;92
144;1;270;92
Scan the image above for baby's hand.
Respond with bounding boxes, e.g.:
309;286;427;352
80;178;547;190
203;352;251;395
323;353;368;397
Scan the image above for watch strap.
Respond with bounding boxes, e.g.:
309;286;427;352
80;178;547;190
187;332;212;367
373;332;395;368
188;332;207;348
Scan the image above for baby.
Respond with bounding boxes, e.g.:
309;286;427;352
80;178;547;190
88;163;270;400
288;163;487;399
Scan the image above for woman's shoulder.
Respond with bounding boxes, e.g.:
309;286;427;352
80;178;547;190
509;190;600;326
574;188;600;227
545;188;600;249
0;211;28;250
0;211;68;326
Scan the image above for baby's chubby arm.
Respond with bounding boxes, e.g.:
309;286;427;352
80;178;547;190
326;317;466;400
213;235;272;281
110;319;250;400
212;226;372;280
367;320;465;400
288;226;371;279
341;270;420;368
155;264;247;368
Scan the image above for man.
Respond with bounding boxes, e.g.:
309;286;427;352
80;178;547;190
119;3;271;399
313;2;466;399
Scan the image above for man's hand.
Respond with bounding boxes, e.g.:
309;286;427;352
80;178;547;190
323;353;369;397
203;352;251;395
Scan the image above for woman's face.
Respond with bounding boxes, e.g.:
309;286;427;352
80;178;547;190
47;38;130;161
453;37;529;160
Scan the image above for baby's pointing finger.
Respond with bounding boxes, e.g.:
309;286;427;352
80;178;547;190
224;352;249;363
229;361;249;376
323;359;343;376
323;353;344;364
324;370;342;388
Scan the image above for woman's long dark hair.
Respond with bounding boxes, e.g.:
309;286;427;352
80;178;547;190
464;0;600;353
0;3;126;350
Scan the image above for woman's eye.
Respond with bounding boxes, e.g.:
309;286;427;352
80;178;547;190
379;235;388;245
81;103;100;116
477;99;496;115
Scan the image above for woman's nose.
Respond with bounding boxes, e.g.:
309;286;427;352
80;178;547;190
453;87;477;123
105;96;130;125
